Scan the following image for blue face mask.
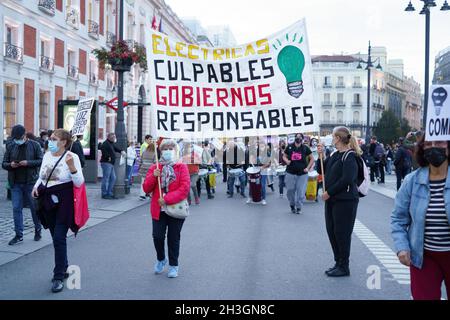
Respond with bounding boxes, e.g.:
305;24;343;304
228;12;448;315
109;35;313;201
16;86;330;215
162;150;174;162
14;139;25;145
48;140;60;153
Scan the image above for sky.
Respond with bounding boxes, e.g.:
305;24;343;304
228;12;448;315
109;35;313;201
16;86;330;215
165;0;450;91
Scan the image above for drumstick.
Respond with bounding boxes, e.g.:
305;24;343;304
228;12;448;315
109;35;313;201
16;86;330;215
153;139;163;200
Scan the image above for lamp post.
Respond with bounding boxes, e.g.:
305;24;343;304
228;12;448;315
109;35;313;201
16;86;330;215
405;0;450;129
113;0;128;198
357;41;383;144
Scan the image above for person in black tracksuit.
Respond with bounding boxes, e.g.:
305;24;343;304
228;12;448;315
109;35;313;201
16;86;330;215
318;126;360;277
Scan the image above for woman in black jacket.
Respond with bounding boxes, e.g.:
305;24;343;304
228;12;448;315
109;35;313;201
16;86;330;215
318;126;361;277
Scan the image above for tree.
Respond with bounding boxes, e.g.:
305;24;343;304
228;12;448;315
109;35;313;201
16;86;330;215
398;118;412;138
373;110;400;146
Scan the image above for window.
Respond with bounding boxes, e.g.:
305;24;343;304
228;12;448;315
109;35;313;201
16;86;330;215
353;111;360;122
39;90;50;131
324;93;330;103
337;111;344;123
354;76;361;87
140;24;145;45
323;111;330;122
3;83;18;140
127;13;134;39
89;59;98;84
337;93;344;104
324;76;331;85
337;76;344;87
354;93;361;104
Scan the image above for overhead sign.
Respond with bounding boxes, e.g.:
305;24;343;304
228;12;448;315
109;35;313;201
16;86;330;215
105;97;129;112
147;19;317;139
425;85;450;141
71;98;95;136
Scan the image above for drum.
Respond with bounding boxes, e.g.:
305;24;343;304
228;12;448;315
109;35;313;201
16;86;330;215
275;165;287;176
246;167;262;203
306;170;319;201
229;168;244;177
208;168;217;189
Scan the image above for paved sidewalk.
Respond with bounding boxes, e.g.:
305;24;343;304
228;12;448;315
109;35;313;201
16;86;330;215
369;173;397;200
0;182;149;266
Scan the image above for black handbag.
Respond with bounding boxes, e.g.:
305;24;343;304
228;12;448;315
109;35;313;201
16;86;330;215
35;151;67;225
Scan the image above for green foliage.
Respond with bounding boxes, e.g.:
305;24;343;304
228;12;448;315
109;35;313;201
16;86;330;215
373;110;400;146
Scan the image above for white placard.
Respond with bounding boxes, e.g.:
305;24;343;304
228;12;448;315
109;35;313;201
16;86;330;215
425;85;450;141
71;98;95;136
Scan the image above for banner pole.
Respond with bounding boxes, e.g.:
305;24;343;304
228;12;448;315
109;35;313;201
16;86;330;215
318;134;326;193
153;139;163;200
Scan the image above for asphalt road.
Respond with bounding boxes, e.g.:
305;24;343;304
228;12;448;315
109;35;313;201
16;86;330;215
0;180;412;300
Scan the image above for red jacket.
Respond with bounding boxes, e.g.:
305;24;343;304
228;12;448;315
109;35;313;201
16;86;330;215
143;162;190;220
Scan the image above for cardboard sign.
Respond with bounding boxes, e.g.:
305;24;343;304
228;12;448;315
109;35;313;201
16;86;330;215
425;85;450;141
72;98;95;136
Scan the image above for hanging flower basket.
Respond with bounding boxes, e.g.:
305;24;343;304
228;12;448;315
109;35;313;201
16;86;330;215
92;40;147;73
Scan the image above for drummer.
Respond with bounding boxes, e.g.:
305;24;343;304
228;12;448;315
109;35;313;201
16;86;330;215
197;141;214;200
249;140;271;205
224;139;247;198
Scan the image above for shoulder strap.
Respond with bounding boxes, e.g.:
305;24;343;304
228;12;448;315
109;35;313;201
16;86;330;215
342;149;356;162
44;150;67;188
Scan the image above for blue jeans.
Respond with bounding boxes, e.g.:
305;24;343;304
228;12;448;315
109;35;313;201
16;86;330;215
11;183;41;237
49;223;69;280
278;175;286;195
101;163;116;197
227;171;246;196
260;174;267;200
386;159;392;175
126;165;133;185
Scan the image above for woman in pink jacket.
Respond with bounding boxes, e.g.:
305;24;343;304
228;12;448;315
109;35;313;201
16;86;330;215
143;138;190;278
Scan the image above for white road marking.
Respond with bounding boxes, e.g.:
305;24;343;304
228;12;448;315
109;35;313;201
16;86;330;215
354;219;410;285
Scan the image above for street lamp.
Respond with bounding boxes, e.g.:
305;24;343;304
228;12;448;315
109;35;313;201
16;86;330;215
405;0;450;129
357;41;383;144
113;0;128;198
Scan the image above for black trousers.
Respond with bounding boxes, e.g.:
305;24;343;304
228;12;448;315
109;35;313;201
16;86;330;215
325;199;358;266
370;162;385;183
152;212;185;266
197;175;212;195
396;166;411;190
49;223;70;280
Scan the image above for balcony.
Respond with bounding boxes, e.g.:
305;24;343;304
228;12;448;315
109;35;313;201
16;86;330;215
349;121;364;127
67;64;79;80
352;101;362;107
372;103;385;110
106;31;116;47
88;20;99;39
353;83;363;88
322;83;332;89
38;0;56;16
335;102;346;108
40;55;54;72
4;43;23;63
321;120;346;127
66;6;80;29
336;83;346;89
89;72;99;86
321;102;332;108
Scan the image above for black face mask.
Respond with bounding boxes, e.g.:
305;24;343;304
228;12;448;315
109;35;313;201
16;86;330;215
281;145;286;150
424;147;447;167
295;138;302;144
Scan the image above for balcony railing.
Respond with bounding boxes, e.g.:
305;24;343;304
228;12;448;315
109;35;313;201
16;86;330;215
335;102;346;108
321;120;346;126
125;40;146;51
336;83;346;88
372;103;385;110
353;83;363;88
38;0;56;15
40;55;54;72
323;83;332;88
106;31;116;47
352;101;362;107
66;6;80;29
4;43;23;63
67;64;79;80
89;72;99;86
321;102;332;107
88;20;99;39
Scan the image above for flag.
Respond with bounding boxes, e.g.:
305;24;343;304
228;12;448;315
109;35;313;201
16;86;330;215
158;17;163;33
151;13;157;30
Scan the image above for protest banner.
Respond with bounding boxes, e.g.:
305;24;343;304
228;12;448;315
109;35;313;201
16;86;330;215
71;98;95;136
147;19;317;139
425;85;450;141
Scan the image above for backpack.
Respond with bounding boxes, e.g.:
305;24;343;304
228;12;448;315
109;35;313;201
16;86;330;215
342;150;370;197
374;143;385;161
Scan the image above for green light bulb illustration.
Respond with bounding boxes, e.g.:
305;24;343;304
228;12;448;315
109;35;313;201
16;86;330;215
277;45;306;98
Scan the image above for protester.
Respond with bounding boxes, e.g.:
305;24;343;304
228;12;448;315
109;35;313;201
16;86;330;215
70;135;86;168
224;139;247;198
318;126;361;277
37;130;49;149
32;129;85;293
278;140;288;197
99;133;126;199
283;133;315;214
140;134;153;157
139;141;156;200
182;143;200;205
369;136;385;184
385;144;394;175
143;139;190;278
394;137;412;190
197;141;214;199
126;141;137;186
391;137;450;300
2;125;43;245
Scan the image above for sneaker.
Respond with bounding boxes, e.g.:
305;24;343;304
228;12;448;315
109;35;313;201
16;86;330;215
34;231;42;242
246;198;252;204
51;272;70;282
139;196;147;201
262;199;267;205
167;266;179;278
154;258;168;274
240;193;246;198
279;193;284;198
208;194;214;199
8;236;23;246
195;197;200;205
296;207;302;214
51;279;64;293
290;206;296;214
269;184;275;192
227;194;233;198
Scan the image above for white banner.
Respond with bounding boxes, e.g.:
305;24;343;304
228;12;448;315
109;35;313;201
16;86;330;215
71;98;95;136
425;85;450;141
147;19;317;139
